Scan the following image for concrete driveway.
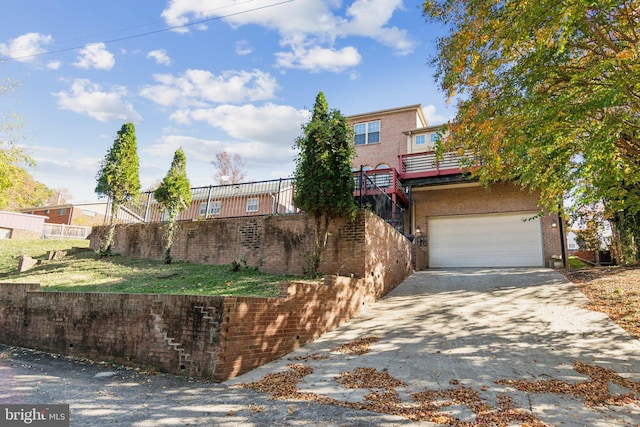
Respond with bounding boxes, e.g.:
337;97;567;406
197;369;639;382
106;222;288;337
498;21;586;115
2;268;639;426
226;268;640;426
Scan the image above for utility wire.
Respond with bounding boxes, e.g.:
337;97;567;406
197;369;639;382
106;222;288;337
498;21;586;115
2;0;294;62
50;0;260;45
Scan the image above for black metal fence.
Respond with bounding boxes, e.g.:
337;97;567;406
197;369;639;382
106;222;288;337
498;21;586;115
354;170;406;234
118;178;298;223
117;175;406;234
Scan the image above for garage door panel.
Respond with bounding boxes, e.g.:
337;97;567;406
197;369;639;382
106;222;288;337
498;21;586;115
428;213;543;268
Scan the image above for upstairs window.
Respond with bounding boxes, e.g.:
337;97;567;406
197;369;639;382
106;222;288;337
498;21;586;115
430;133;439;144
415;135;426;145
57;208;67;215
354;120;380;145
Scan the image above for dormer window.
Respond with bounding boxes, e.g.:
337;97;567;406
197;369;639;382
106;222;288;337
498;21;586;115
354;121;380;145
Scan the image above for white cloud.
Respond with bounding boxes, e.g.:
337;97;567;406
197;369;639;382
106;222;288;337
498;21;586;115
143;134;225;160
160;0;415;72
46;60;61;70
0;32;53;62
275;45;361;72
235;40;253;56
159;103;308;174
339;0;414;55
140;69;279;107
184;103;308;144
147;49;171;65
52;79;142;122
74;43;115;70
422;104;453;126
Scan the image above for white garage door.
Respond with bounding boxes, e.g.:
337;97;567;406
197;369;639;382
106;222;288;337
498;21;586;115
428;213;544;268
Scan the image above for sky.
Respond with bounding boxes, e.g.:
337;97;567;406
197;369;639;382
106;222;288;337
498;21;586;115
0;0;455;203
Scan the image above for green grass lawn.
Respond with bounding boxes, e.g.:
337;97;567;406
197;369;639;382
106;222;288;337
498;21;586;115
569;256;591;269
0;239;292;297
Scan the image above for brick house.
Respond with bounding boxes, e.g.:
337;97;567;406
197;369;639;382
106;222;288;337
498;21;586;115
348;104;566;268
138;179;297;223
20;202;109;227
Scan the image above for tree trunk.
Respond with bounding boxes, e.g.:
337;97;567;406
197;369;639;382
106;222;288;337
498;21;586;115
311;214;330;277
98;201;119;256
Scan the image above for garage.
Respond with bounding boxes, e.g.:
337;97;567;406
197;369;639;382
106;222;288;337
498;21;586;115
428;212;544;268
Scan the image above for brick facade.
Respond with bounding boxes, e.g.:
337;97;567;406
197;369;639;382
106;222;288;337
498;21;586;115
1;211;413;381
351;105;424;171
412;181;565;265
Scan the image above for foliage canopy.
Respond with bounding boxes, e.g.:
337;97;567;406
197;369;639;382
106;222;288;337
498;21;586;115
423;0;640;260
154;148;192;263
95;122;141;254
294;92;356;275
0;78;36;210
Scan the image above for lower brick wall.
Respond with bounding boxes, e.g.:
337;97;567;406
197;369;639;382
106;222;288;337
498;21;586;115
0;211;413;381
0;288;224;378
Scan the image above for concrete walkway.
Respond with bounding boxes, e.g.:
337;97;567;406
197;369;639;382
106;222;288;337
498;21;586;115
1;268;639;426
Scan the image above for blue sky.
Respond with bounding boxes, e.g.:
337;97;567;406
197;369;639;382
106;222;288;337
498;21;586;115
0;0;455;203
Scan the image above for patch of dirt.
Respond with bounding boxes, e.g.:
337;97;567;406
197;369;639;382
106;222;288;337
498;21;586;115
562;266;640;339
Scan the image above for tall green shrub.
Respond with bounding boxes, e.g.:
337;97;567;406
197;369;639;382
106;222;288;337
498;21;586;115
294;92;356;276
154;148;192;264
95;122;141;255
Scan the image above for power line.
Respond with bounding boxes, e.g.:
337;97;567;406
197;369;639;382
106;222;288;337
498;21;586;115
51;0;261;45
2;0;294;62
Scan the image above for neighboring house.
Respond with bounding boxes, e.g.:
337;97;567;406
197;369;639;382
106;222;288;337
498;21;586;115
136;179;298;223
567;231;579;252
348;104;566;268
20;202;109;227
0;211;46;239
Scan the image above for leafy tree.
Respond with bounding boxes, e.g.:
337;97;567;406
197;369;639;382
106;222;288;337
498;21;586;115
0;78;34;210
294;92;356;276
4;169;54;210
154;148;192;264
95;122;141;255
212;151;246;184
423;0;640;261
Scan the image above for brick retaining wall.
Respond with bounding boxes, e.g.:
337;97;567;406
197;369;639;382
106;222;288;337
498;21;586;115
1;211;413;381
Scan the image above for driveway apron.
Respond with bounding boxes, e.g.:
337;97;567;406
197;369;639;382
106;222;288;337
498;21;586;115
226;268;640;426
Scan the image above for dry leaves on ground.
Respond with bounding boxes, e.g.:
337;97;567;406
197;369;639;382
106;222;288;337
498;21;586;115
496;361;640;407
330;336;380;355
335;367;405;389
240;363;550;425
563;266;640;339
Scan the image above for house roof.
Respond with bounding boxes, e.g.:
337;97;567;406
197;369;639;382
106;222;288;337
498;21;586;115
347;104;427;127
190;180;295;201
403;124;447;135
19;201;108;212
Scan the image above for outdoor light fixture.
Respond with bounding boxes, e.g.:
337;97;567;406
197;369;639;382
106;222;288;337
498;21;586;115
415;227;422;235
551;220;558;228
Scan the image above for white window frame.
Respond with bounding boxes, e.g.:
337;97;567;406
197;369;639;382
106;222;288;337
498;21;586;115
246;198;259;213
354;120;380;145
199;201;222;216
415;135;426;145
